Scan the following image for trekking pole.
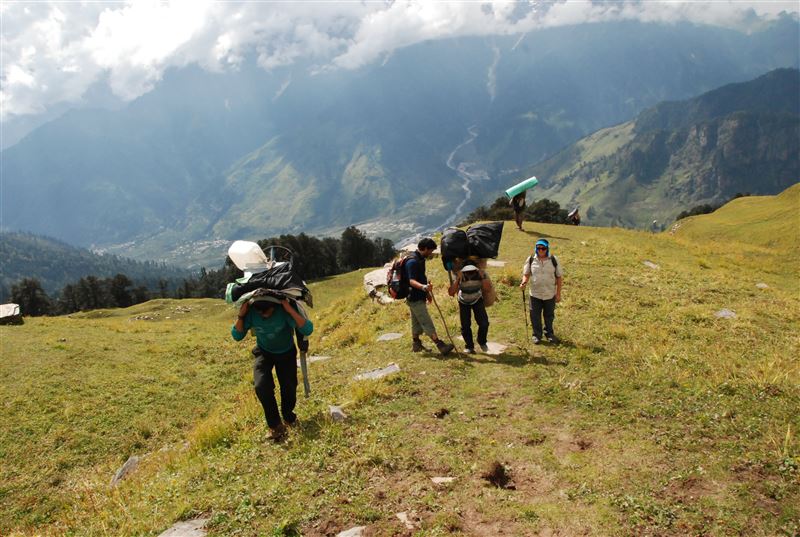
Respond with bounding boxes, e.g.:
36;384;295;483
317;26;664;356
521;289;529;338
296;329;311;397
430;290;463;359
299;351;311;397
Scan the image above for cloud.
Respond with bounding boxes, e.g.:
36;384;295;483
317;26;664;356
1;0;797;119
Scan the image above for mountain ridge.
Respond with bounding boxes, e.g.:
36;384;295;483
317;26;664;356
2;20;798;265
528;68;800;228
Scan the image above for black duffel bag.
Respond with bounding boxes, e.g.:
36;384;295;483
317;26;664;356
229;262;310;303
466;221;504;259
441;228;469;269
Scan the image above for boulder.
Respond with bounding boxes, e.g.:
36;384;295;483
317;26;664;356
0;303;23;325
364;265;394;304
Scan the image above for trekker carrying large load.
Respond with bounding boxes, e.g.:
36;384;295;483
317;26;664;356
405;238;454;356
519;238;563;344
226;241;314;442
447;264;491;354
232;298;313;442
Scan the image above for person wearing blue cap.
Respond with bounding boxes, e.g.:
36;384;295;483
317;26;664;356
519;238;563;344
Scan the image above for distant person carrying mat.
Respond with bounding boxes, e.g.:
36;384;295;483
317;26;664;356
520;238;563;344
511;192;526;230
232;297;313;442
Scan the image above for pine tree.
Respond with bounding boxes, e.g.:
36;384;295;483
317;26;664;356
11;278;51;316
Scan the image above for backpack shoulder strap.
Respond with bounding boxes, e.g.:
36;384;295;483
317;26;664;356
551;255;558;269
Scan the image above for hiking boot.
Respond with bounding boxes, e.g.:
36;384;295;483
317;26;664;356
269;423;287;442
532;336;542;345
546;335;560;344
412;339;428;353
479;343;489;353
284;418;299;428
435;340;455;356
464;347;476;354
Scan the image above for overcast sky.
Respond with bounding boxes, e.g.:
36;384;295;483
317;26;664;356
1;0;798;120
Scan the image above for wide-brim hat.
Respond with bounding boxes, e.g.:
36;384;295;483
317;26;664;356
461;264;479;272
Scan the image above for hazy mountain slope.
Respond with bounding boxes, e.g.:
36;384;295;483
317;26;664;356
1;19;798;263
528;68;800;227
0;232;190;297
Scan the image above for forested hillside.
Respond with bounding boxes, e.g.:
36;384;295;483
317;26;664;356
0;232;190;299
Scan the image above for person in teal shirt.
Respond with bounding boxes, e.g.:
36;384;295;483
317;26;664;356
232;298;313;441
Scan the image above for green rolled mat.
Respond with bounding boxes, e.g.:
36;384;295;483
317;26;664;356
505;176;538;198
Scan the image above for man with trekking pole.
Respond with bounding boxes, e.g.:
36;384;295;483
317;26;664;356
405;238;455;356
520;238;563;344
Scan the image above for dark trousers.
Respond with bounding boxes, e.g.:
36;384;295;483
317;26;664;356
459;299;489;349
530;296;556;339
253;346;298;429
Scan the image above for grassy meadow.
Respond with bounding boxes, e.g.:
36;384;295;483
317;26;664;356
1;187;798;536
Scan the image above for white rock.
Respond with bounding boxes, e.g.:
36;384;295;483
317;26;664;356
354;363;401;381
157;518;209;537
329;405;348;422
377;332;402;342
431;476;455;485
756;283;769;289
110;455;140;486
482;342;507;355
337;527;366;537
487;260;506;267
715;309;737;319
396;512;415;529
643;261;660;270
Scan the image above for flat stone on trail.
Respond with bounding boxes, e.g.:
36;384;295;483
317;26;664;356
377;332;402;342
643;261;660;269
715;309;737;319
354;363;401;381
337;527;366;537
157;518;209;537
431;476;456;485
110;455;140;486
756;283;769;289
396;512;416;529
483;342;507;355
457;337;507;355
487;260;506;267
329;405;348;422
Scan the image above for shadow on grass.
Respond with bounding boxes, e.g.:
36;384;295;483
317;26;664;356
428;346;568;367
523;229;571;241
293;411;328;442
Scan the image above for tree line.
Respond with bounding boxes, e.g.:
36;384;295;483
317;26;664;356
459;196;569;227
7;226;395;317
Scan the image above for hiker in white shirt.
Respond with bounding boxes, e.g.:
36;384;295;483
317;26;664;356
520;238;563;344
